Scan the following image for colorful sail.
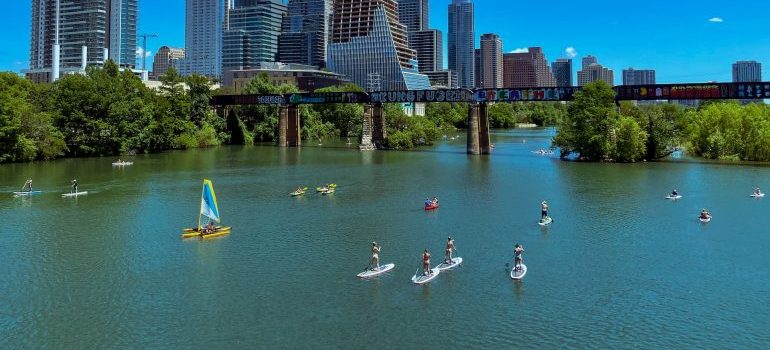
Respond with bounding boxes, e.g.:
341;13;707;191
199;179;221;223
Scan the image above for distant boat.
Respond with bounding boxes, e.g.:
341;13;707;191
181;179;231;239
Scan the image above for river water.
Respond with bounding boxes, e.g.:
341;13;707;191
1;129;769;349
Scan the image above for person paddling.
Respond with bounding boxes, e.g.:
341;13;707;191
71;179;78;194
432;197;439;205
755;187;762;195
540;201;549;220
422;249;432;276
514;243;525;272
671;189;679;196
22;178;33;192
445;237;456;264
699;209;711;219
369;242;381;271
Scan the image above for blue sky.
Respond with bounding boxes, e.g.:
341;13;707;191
2;0;769;84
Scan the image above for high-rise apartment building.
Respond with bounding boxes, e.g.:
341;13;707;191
577;55;614;86
222;0;286;79
409;29;442;73
277;0;333;67
622;68;656;85
397;0;428;34
180;0;226;78
551;59;573;87
328;0;431;91
28;0;138;82
502;47;556;88
424;70;458;89
479;33;502;88
448;0;475;88
474;48;481;88
152;46;185;78
732;61;762;82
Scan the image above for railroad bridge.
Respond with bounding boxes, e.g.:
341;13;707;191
212;82;770;155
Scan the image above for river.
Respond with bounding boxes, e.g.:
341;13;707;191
1;128;769;349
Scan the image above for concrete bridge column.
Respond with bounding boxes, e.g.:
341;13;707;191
372;103;386;148
478;102;491;154
278;105;289;147
359;104;375;151
467;103;480;155
287;105;301;147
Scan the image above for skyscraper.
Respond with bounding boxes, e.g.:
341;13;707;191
474;48;481;88
551;59;573;87
622;68;656;85
152;46;185;79
732;61;762;82
328;0;431;91
448;0;475;88
409;29;442;73
397;0;428;34
479;33;502;88
577;55;614;86
277;0;333;67
222;0;286;79
28;0;138;82
180;0;226;78
502;47;556;88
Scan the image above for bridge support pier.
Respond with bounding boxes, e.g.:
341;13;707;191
278;105;301;147
359;103;385;150
466;102;491;155
479;103;491;154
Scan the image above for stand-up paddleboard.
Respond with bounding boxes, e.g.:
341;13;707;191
357;263;395;279
510;264;527;280
62;191;89;198
112;161;133;166
538;217;553;226
13;191;42;197
750;193;765;198
666;195;683;200
699;216;712;223
436;257;463;271
412;268;440;284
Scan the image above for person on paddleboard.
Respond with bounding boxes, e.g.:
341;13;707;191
514;243;524;271
445;237;455;264
22;178;33;192
671;189;679;196
370;242;381;270
422;249;432;276
541;201;549;220
755;187;762;195
700;209;711;219
71;179;78;193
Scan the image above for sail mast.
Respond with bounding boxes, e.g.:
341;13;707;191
197;179;204;230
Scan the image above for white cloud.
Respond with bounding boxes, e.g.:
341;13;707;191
509;48;529;54
565;47;577;58
708;17;724;23
136;47;152;58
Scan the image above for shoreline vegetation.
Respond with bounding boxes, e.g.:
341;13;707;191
1;64;768;164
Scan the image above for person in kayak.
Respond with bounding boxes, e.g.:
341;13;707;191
422;249;432;276
71;179;78;193
699;209;711;219
424;198;433;207
370;242;381;270
540;201;549;220
514;243;525;271
445;237;455;264
432;197;439;205
22;178;33;192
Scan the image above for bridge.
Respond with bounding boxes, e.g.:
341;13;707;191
212;82;770;154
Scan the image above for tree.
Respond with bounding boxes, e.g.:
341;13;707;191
553;81;619;161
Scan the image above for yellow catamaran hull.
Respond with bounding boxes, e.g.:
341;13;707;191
181;227;232;239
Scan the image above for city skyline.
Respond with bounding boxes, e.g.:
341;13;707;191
4;0;770;84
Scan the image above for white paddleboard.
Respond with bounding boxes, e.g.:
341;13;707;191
699;216;712;223
112;162;133;166
538;217;553;226
436;257;463;271
62;191;89;198
357;263;395;279
666;195;683;200
412;268;440;284
13;191;42;196
510;264;527;280
750;193;765;198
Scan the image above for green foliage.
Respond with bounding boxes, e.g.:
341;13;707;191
685;102;770;161
383;104;441;150
614;116;647;162
553;81;620;161
313;84;365;137
487;103;517;128
226;109;248;145
425;102;467;128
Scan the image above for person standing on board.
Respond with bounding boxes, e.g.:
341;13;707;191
370;242;381;270
422;249;432;276
541;201;549;220
22;178;33;192
445;237;456;264
71;179;78;194
514;243;525;271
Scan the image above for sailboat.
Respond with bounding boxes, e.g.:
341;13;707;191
181;179;231;239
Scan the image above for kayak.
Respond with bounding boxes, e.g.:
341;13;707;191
62;191;88;198
699;216;712;223
750;193;765;198
321;188;335;195
357;263;395;279
436;257;463;271
291;188;307;197
412;268;440;284
666;195;683;200
538;216;553;226
13;191;42;196
510;264;528;280
112;161;133;166
424;203;439;211
181;226;232;239
316;184;337;192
